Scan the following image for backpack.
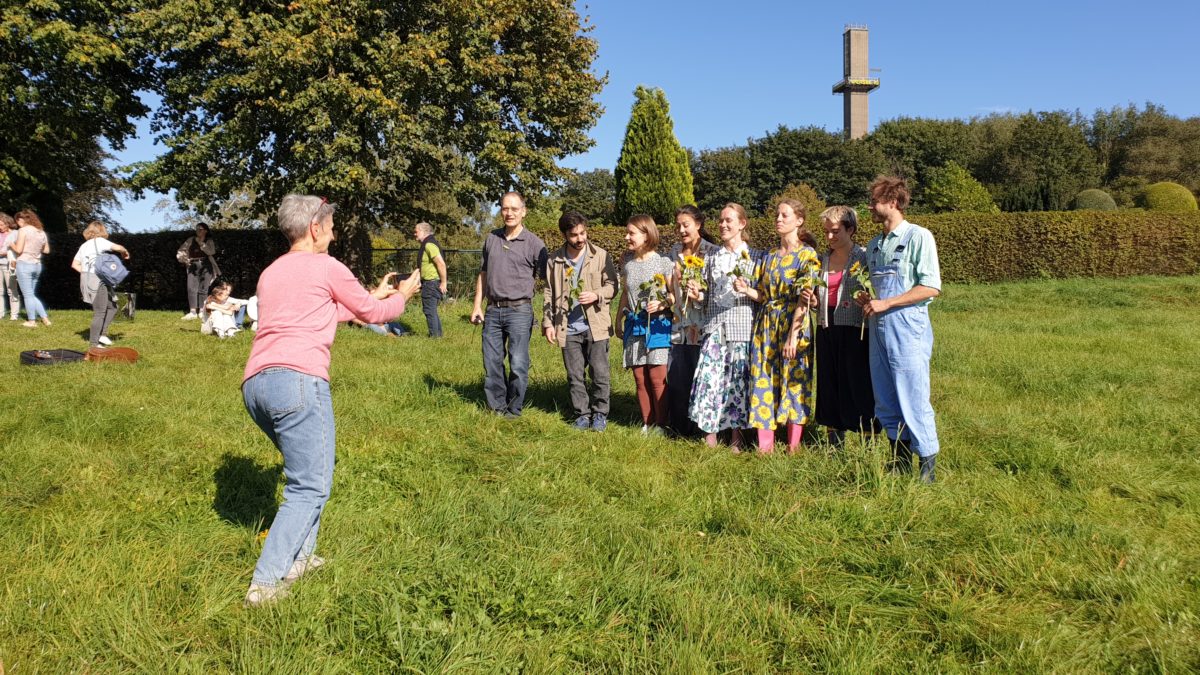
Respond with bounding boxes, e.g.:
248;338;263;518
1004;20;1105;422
93;240;129;289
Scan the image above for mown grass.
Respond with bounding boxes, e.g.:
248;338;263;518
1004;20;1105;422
2;276;1198;672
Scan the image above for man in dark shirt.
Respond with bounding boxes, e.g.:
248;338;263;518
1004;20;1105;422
470;192;548;418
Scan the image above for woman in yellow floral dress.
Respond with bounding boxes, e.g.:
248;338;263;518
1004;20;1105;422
735;198;819;453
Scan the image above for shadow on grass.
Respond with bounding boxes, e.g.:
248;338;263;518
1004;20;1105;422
213;453;282;530
422;372;642;427
73;328;126;342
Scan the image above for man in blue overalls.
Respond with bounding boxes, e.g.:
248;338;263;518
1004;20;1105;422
856;177;942;483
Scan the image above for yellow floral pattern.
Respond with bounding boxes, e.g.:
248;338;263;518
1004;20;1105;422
748;246;818;430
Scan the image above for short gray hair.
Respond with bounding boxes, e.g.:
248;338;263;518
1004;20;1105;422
415;221;433;236
278;194;334;243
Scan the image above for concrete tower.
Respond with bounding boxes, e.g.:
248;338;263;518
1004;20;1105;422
832;25;879;140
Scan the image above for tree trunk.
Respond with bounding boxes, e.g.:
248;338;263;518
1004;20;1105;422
331;210;374;281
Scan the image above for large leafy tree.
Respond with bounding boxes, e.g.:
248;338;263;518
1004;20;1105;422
560;168;614;225
748;126;885;210
988;111;1099;211
690;146;754;217
128;0;604;271
868;117;977;203
1115;106;1200;198
613;86;694;224
0;0;150;230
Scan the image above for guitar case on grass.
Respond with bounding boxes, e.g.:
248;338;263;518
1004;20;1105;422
85;346;139;363
20;349;86;366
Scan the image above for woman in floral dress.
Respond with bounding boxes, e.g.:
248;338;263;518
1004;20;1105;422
738;198;819;453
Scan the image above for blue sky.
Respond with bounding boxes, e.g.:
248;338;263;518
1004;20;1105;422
108;0;1200;231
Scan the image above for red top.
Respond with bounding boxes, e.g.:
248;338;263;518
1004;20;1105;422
826;270;844;307
244;252;408;383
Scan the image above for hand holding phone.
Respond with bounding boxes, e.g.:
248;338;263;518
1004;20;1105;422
394;269;421;300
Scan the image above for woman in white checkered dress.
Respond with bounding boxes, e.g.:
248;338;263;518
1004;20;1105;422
687;204;758;449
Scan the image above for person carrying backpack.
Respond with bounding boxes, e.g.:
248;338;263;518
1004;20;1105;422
71;221;130;349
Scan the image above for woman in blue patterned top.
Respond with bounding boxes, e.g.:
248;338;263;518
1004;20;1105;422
665;205;719;439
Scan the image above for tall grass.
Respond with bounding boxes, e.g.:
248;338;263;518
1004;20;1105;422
2;277;1198;672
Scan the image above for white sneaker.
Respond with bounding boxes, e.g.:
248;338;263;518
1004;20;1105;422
98;336;113;346
250;321;258;332
640;424;650;436
244;582;289;607
182;312;198;320
284;555;327;584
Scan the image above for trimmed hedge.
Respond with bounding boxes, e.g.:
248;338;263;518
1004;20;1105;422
30;211;1200;312
1138;182;1198;212
37;229;487;311
531;211;1200;283
38;229;291;311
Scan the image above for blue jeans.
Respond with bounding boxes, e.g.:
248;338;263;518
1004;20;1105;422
363;321;405;336
242;368;335;587
0;263;19;318
421;280;443;337
15;261;47;321
482;302;533;415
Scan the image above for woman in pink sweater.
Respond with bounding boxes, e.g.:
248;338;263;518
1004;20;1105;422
242;194;419;607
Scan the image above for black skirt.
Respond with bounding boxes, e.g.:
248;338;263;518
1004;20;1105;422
814;324;877;433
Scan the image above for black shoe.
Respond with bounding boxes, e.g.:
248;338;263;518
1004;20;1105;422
918;454;937;484
886;438;913;474
827;429;846;449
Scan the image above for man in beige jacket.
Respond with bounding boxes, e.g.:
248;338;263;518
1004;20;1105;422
542;212;618;431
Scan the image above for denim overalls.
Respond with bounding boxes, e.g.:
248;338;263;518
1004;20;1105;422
866;227;940;458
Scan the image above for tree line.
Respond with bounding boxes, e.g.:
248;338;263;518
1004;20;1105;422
564;99;1200;225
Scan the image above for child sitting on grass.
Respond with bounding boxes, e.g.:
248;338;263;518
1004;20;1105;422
203;278;249;338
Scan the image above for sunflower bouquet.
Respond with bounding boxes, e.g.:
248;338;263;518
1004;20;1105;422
638;272;669;313
848;261;876;339
678;255;707;315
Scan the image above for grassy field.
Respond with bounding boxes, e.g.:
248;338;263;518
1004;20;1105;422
2;276;1198;672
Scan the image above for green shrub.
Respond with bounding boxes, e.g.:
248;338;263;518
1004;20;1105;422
533;211;1200;283
1137;182;1198;212
766;183;826;220
1071;189;1117;211
924;161;999;213
613;86;695;224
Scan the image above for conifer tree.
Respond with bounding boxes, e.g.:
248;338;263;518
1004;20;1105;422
614;86;695;224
